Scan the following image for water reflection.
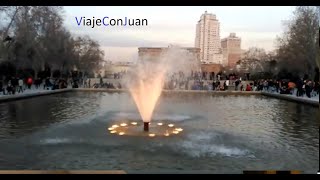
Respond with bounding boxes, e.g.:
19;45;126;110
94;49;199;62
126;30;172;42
0;92;101;139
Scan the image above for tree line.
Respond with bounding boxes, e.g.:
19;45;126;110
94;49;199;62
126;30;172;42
0;6;104;80
236;6;319;81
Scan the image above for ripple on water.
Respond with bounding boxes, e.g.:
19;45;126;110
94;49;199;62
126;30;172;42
39;138;72;145
177;132;252;158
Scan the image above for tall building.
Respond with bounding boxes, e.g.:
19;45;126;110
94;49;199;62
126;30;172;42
221;33;242;68
195;11;223;64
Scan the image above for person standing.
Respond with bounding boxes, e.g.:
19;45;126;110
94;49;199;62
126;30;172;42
235;79;240;91
212;81;216;91
224;80;229;91
314;67;319;95
27;77;33;89
100;77;103;87
296;78;303;97
263;80;268;91
18;78;24;93
305;80;312;98
7;80;12;94
11;77;18;94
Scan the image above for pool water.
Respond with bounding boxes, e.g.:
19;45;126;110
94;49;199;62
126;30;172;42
0;92;318;173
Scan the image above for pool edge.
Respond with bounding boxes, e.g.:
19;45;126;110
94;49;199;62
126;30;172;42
0;170;126;174
0;89;73;103
261;92;319;107
0;88;318;107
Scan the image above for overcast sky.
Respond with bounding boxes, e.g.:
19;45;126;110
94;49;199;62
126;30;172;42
63;6;296;62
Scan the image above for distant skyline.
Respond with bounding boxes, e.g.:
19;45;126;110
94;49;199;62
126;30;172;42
63;6;296;62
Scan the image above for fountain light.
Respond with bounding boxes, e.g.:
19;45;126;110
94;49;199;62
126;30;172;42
164;133;170;136
119;132;125;135
108;127;114;131
148;133;156;137
157;123;163;126
110;130;117;134
175;128;183;132
120;123;127;127
172;130;179;134
168;124;174;127
112;125;119;128
131;122;138;125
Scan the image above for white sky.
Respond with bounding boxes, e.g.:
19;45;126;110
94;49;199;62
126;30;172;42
63;6;296;62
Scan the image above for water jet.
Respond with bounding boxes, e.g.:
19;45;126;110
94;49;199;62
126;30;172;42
124;46;200;132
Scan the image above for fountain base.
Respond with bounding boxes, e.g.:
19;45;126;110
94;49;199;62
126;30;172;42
144;122;149;132
107;121;183;137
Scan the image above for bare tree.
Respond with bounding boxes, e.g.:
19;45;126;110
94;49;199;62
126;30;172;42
0;6;105;79
277;6;319;77
73;36;104;76
238;47;268;74
0;6;20;63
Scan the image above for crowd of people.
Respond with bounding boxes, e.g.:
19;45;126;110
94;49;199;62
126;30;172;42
254;78;319;98
0;76;78;95
1;71;319;100
1;77;34;95
112;71;127;79
161;70;319;99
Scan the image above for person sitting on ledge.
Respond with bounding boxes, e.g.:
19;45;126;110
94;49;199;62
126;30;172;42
0;81;5;95
246;84;252;91
223;81;227;91
44;77;53;90
6;80;13;95
280;81;291;94
52;80;59;90
72;82;79;88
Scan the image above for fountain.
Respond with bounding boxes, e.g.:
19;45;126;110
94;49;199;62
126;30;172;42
128;63;166;132
123;46;200;133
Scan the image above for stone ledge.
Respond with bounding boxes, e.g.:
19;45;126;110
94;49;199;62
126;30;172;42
261;92;319;107
1;88;318;108
162;90;261;95
0;170;126;174
0;89;73;103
